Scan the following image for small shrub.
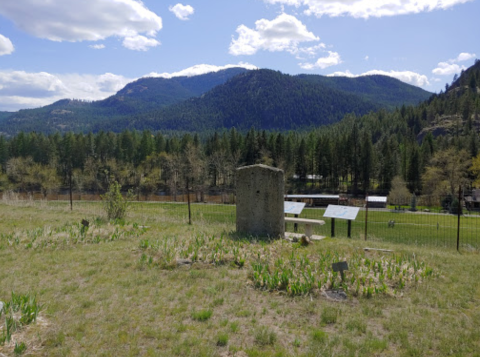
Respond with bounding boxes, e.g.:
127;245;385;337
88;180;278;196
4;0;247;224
101;181;132;220
191;309;213;321
254;326;277;347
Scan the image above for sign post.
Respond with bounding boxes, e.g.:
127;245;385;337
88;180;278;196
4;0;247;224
323;205;360;238
284;201;306;233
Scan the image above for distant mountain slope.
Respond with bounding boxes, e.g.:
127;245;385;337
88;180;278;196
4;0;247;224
127;69;383;131
0;67;434;134
297;74;432;109
97;67;248;113
1;68;249;134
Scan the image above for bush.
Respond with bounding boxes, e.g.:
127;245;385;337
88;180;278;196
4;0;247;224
101;181;132;220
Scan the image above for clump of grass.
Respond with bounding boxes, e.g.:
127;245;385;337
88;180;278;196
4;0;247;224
311;329;328;344
321;307;339;325
216;333;229;346
14;341;27;355
191;309;213;322
230;321;240;333
254;326;277;347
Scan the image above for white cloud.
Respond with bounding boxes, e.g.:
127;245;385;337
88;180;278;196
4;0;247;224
0;71;132;111
229;13;319;56
300;51;342;69
0;0;162;50
89;44;105;50
0;34;14;56
432;62;465;76
169;4;195;20
291;43;326;59
455;52;476;62
328;69;430;87
0;71;68;98
432;52;476;75
146;63;258;78
122;35;160;51
263;0;472;18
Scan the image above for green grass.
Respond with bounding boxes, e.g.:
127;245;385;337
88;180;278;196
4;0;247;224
0;199;479;356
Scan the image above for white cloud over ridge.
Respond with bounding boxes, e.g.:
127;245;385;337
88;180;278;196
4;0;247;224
146;63;258;78
432;52;476;75
0;0;162;50
229;13;319;56
328;69;430;87
0;34;14;56
169;4;195;20
0;64;259;111
0;71;132;111
300;51;342;69
263;0;472;18
432;62;464;76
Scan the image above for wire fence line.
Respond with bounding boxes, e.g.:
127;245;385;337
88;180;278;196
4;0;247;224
2;189;479;251
126;196;480;251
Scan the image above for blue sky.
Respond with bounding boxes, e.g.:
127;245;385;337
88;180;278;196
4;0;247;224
0;0;478;111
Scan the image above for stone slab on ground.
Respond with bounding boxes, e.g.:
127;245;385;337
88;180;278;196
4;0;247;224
284;232;326;241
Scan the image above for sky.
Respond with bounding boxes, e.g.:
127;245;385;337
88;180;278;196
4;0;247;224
0;0;478;112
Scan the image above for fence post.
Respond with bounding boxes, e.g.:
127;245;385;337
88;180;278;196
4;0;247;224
364;194;368;241
457;185;461;251
187;176;192;225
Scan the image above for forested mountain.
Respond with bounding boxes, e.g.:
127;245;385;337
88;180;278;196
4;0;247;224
297;74;431;109
0;68;432;135
0;67;249;134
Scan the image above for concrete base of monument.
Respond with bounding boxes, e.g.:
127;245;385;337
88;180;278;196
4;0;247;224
284;232;327;242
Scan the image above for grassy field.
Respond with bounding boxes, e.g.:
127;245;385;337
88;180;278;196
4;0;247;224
0;199;479;356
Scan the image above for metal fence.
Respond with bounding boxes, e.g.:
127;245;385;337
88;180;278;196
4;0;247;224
3;189;479;251
142;196;480;251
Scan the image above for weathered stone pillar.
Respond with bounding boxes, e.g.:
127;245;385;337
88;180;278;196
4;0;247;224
236;164;284;238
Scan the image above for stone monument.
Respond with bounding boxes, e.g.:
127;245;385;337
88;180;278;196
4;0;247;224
236;164;284;237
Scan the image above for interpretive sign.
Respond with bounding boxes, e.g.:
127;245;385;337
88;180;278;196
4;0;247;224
284;201;306;215
323;205;360;221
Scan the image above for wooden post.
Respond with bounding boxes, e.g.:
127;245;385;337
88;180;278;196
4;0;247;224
364;194;368;241
347;220;352;238
457;185;461;251
69;170;73;211
187;176;192;225
331;218;335;237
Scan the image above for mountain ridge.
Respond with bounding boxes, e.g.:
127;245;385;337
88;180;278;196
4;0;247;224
0;67;433;134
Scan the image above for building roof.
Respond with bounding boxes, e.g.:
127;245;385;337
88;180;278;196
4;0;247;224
367;196;388;203
285;195;339;199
